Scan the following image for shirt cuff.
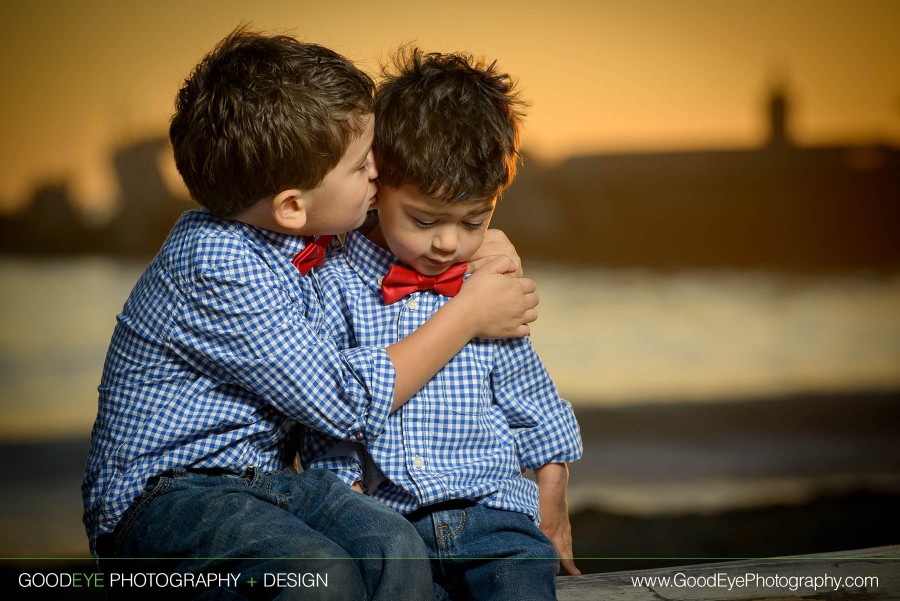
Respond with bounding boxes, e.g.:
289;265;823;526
515;403;583;469
341;346;395;444
308;456;364;488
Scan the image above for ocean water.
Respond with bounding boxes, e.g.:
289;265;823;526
1;258;145;441
527;266;900;403
4;257;900;440
2;258;900;557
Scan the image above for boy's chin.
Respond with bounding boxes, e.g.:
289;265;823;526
412;260;456;276
346;211;370;232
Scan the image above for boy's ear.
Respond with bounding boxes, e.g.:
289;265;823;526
271;188;308;232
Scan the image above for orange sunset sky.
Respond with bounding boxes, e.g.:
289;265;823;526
1;0;898;214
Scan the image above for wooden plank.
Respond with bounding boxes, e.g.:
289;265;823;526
557;545;900;600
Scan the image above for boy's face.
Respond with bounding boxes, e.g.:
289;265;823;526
300;115;378;235
373;184;496;276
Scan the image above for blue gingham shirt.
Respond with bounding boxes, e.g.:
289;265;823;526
301;230;582;521
82;210;396;557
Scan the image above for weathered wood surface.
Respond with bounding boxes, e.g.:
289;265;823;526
557;545;900;600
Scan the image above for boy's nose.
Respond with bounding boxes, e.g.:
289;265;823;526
432;228;457;253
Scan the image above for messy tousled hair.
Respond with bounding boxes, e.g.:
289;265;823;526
374;47;527;203
170;25;375;218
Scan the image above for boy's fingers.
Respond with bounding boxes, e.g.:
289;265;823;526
465;257;486;273
543;522;579;575
517;277;537;294
468;256;531;285
560;557;581;576
488;254;517;274
467;254;511;274
511;324;531;337
468;253;518;275
554;537;580;575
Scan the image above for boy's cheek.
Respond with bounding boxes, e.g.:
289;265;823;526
464;235;488;262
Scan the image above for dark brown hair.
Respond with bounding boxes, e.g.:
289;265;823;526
374;48;527;203
169;26;375;218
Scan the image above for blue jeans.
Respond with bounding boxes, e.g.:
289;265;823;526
406;501;559;601
97;467;432;600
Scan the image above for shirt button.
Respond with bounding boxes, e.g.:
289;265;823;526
412;456;425;469
406;297;419;310
377;276;384;286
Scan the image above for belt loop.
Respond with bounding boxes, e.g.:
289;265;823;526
244;466;256;483
172;466;187;479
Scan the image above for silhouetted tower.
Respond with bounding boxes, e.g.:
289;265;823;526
109;137;189;254
767;88;791;148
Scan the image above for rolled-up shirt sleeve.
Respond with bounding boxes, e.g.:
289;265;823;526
307;451;364;488
491;336;583;469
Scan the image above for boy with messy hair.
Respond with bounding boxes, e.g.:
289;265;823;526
302;49;582;600
82;29;539;600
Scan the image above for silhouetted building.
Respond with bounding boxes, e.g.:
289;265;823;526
1;182;95;255
2;88;898;270
495;89;900;271
0;137;193;257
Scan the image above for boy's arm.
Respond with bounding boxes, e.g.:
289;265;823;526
534;463;581;576
489;336;582;574
490;337;582;469
172;243;536;443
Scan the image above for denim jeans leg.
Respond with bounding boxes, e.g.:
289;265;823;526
99;468;430;600
271;469;433;601
408;503;559;601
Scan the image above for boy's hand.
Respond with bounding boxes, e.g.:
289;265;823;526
456;255;538;338
468;229;524;277
535;463;581;576
350;481;364;493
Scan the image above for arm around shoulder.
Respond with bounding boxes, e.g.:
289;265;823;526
385;255;539;410
169;238;394;444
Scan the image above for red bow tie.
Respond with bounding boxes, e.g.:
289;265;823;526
292;235;334;275
381;263;468;305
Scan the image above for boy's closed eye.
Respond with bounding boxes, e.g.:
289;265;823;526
414;218;437;228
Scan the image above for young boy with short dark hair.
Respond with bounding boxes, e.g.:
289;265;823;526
302;49;582;601
82;29;538;600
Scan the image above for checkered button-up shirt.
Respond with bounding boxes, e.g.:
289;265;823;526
302;230;582;521
82;210;396;557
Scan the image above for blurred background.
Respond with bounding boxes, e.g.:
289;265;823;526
2;0;899;573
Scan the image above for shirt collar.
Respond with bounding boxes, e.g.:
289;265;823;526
240;222;330;268
341;229;401;295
